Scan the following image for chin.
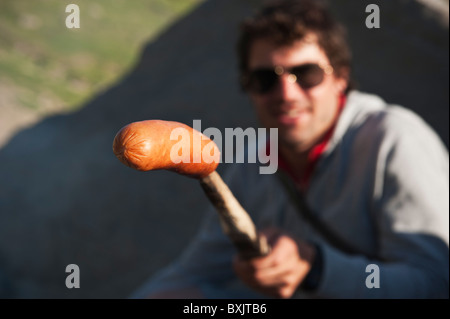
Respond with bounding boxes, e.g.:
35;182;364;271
281;120;314;141
279;135;307;151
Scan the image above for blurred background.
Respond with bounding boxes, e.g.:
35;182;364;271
0;0;203;147
0;0;448;298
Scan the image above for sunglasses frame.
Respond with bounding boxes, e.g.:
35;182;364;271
241;63;333;94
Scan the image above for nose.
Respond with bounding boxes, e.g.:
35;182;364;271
275;73;306;101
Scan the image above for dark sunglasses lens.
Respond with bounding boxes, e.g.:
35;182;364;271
247;69;277;93
292;64;324;89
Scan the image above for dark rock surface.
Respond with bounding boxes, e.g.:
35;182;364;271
0;0;448;298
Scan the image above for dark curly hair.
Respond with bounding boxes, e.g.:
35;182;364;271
237;0;354;94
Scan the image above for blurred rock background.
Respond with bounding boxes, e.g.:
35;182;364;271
0;0;448;298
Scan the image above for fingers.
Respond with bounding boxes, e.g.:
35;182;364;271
233;254;289;285
232;252;302;298
234;234;297;273
232;231;313;298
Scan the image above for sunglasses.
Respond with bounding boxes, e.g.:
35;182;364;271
241;63;333;94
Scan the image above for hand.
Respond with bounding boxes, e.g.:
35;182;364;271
232;228;316;298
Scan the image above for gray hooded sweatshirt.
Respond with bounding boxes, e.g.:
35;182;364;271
132;91;449;299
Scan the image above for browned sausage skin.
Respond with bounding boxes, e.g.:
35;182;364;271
113;120;220;179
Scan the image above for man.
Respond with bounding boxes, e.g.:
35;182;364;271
132;0;449;298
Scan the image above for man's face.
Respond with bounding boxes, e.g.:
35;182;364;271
247;37;348;152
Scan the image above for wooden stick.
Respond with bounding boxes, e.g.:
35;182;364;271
199;171;270;258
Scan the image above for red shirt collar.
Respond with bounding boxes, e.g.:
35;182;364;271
278;94;347;191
